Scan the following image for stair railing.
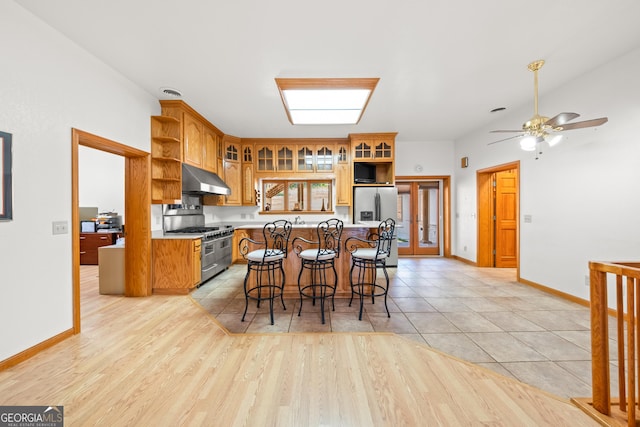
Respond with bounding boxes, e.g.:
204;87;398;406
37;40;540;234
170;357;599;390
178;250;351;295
589;260;640;427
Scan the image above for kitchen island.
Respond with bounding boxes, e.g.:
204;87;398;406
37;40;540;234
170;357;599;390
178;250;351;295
233;223;380;298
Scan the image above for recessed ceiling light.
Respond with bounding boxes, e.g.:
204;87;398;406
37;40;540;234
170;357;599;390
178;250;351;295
275;78;379;125
160;87;182;98
490;107;506;113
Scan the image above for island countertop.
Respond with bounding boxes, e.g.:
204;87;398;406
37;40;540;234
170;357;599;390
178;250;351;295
232;222;366;229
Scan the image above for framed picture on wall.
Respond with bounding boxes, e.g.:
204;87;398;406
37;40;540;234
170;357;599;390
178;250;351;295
0;131;13;221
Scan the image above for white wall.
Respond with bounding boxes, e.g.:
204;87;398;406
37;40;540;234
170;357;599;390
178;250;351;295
79;147;124;222
395;140;455;176
454;48;640;302
0;2;158;360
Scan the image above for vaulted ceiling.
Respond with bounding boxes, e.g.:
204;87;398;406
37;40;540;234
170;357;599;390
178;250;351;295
15;0;640;142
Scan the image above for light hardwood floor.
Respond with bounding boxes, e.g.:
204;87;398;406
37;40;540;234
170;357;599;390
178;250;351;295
0;266;599;426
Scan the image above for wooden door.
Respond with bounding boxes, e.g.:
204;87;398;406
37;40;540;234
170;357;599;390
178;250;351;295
494;169;517;267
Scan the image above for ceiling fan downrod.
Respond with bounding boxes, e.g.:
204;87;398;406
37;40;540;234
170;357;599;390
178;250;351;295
528;60;545;118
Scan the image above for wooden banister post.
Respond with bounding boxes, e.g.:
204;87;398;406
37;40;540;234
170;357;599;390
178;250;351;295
590;265;610;415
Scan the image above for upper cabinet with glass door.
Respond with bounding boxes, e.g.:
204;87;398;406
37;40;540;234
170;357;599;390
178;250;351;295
254;144;294;173
252;140;345;175
315;145;334;172
350;132;396;161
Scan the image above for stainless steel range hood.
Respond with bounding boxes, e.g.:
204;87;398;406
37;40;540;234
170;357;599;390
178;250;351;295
182;163;231;196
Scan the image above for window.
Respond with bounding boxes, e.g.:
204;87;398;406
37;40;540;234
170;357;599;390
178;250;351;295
262;179;332;213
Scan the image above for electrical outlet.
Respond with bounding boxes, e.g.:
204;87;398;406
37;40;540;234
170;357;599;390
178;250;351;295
52;220;68;235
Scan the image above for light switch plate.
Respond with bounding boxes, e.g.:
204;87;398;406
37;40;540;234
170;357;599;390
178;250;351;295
52;220;69;235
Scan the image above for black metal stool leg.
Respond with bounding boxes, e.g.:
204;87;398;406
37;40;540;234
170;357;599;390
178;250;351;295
348;261;356;307
279;260;287;311
242;266;251;322
331;261;338;312
381;262;390;318
297;262;305;317
358;260;367;321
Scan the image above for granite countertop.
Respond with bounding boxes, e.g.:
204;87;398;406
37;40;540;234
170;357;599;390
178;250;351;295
151;230;204;240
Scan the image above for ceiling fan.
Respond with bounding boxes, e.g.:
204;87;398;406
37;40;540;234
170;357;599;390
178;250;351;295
489;60;608;157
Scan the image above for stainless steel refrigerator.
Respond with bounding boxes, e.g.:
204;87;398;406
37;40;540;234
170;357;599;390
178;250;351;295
352;186;398;266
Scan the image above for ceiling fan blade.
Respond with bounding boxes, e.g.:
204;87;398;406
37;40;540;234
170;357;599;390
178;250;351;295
557;117;608;131
490;130;524;133
544;112;580;128
488;134;524;145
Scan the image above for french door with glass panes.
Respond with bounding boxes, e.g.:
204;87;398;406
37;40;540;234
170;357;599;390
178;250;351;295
396;181;441;256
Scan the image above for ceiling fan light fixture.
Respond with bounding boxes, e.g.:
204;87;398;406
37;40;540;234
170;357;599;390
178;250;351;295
488;60;608;150
545;134;563;147
520;136;537;151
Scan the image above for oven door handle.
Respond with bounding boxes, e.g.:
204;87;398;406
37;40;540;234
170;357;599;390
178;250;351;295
201;264;218;274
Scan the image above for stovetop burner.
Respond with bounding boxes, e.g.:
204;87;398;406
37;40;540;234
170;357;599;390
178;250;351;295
166;225;234;240
167;226;219;233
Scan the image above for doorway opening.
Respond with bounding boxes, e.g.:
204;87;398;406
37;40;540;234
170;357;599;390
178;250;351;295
72;129;152;334
476;161;519;271
395;176;451;257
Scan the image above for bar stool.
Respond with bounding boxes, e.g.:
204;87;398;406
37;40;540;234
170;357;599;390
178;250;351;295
292;219;343;324
238;220;292;325
345;218;395;321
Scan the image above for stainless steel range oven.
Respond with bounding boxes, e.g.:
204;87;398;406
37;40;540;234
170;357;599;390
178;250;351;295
163;204;234;285
199;226;233;283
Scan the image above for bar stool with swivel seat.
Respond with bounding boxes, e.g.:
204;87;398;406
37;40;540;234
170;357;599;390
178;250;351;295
292;218;344;324
238;220;293;325
344;218;395;321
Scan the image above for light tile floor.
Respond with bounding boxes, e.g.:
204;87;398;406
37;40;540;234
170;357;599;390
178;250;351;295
192;257;619;400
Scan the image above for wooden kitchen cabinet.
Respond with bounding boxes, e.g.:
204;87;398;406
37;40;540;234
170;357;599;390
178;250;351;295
152;238;201;294
255;144;275;172
202;125;219;173
80;232;117;265
223;161;242;205
158;99;225;174
335;144;351;206
192;239;201;287
221;135;242;205
350;132;396;161
150;115;182;204
350;132;397;186
232;229;250;263
254;144;294;173
315;145;334;172
183;110;204;168
203;134;242;206
241;144;256;206
295;145;314;172
276;145;294;172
